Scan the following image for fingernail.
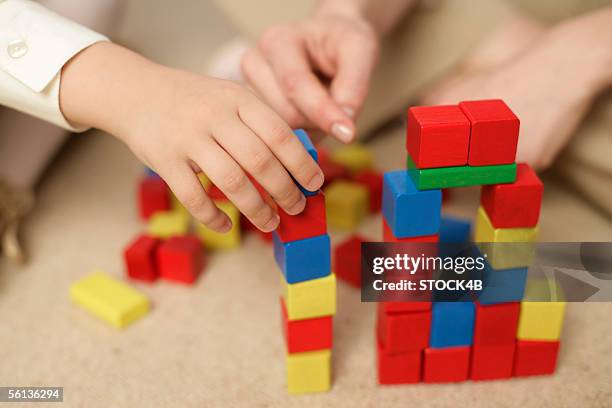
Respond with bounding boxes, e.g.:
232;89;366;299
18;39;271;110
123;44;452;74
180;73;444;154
218;217;232;233
342;106;356;119
331;122;354;143
287;195;306;215
308;172;324;191
262;214;280;232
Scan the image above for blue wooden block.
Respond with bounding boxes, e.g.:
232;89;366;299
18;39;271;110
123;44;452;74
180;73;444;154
476;262;527;305
273;232;330;284
440;216;471;244
293;129;318;197
382;170;442;238
430;302;475;348
145;167;161;178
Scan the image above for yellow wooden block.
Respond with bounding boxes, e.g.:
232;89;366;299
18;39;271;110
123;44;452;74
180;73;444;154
517;278;566;341
197;172;211;191
69;271;150;329
324;181;369;230
330;143;373;175
148;210;190;238
287;349;332;394
170;193;189;217
196;200;241;250
281;273;336;320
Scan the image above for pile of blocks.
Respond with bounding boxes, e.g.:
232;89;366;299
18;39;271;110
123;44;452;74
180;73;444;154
377;99;565;384
273;130;336;394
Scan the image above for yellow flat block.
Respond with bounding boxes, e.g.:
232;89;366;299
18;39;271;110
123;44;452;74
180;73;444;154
148;210;190;238
70;271;150;329
517;278;566;341
287;349;332;394
196;200;241;250
282;273;336;320
324;181;369;230
330;143;373;175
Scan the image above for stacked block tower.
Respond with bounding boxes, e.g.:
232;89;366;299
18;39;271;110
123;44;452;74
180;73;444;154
378;99;565;384
273;130;336;394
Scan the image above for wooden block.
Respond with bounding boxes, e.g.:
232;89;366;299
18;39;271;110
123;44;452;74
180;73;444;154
293;129;319;197
196;200;241;250
473;302;520;345
471;343;515;380
281;273;336;320
377;304;431;353
459;99;519;166
319;153;349;188
377;338;421;385
330;143;374;176
281;298;333;353
352;170;383;212
477;263;527;305
423;346;470;383
170;192;189;217
157;235;205;285
324;180;369;230
514;340;560;377
123;234;160;282
430;302;475;348
517;279;566;341
333;235;364;288
144;167;160;178
382;218;439;243
382;170;441;238
439;215;471;244
381;302;431;313
148;211;190;239
273;233;330;283
407;154;517;190
197;172;211;191
138;177;170;220
69;271;150;329
286;349;331;394
276;192;327;243
481;163;543;228
406;105;471;169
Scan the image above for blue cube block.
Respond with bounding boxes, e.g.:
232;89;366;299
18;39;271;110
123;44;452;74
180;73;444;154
273;232;330;283
476;262;528;305
430;302;475;348
145;167;161;178
293;129;318;197
382;170;442;238
440;216;471;244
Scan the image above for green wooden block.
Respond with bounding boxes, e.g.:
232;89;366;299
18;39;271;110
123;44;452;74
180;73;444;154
406;154;517;190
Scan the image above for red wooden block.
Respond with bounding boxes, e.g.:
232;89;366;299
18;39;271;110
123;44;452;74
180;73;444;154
377;304;431;353
406;105;471;169
514;340;560;377
381;302;431;313
124;234;160;282
208;184;228;201
319;154;349;188
471;343;515;380
480;163;543;228
377;338;421;384
157;235;205;285
353;170;383;212
334;235;364;288
280;298;332;353
459;99;519;166
276;191;327;243
382;218;439;243
138;177;170;220
473;302;520;345
423;346;471;383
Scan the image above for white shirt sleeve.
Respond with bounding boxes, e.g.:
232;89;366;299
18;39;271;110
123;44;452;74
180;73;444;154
0;0;109;131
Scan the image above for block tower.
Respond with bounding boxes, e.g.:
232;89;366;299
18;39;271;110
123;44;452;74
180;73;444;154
273;130;336;394
378;99;564;384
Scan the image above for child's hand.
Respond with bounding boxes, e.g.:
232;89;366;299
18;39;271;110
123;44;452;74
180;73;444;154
59;42;324;233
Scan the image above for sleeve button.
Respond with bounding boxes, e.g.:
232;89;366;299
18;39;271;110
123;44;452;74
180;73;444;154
8;40;28;59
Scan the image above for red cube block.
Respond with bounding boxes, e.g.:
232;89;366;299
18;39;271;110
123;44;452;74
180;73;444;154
157;235;205;285
208;184;228;201
377;338;421;384
280;298;332;353
276;191;327;242
381;302;431;314
334;235;364;288
473;302;520;345
377;304;431;353
138;177;170;220
480;163;543;228
124;234;160;282
514;340;560;377
353;170;383;212
423;346;471;383
382;218;439;243
459;99;519;166
471;343;515;380
406;105;471;169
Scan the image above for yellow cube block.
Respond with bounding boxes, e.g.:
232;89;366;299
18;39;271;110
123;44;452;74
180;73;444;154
196;200;241;250
287;349;332;394
324;181;369;230
197;172;211;191
517;278;566;341
170;193;189;217
330;143;373;175
69;271;150;329
282;273;336;320
148;210;190;238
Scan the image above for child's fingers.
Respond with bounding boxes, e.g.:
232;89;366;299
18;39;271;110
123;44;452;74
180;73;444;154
192;138;280;233
212;119;306;216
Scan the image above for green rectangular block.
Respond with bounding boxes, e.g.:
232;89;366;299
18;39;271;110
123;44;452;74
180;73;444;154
406;154;517;190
